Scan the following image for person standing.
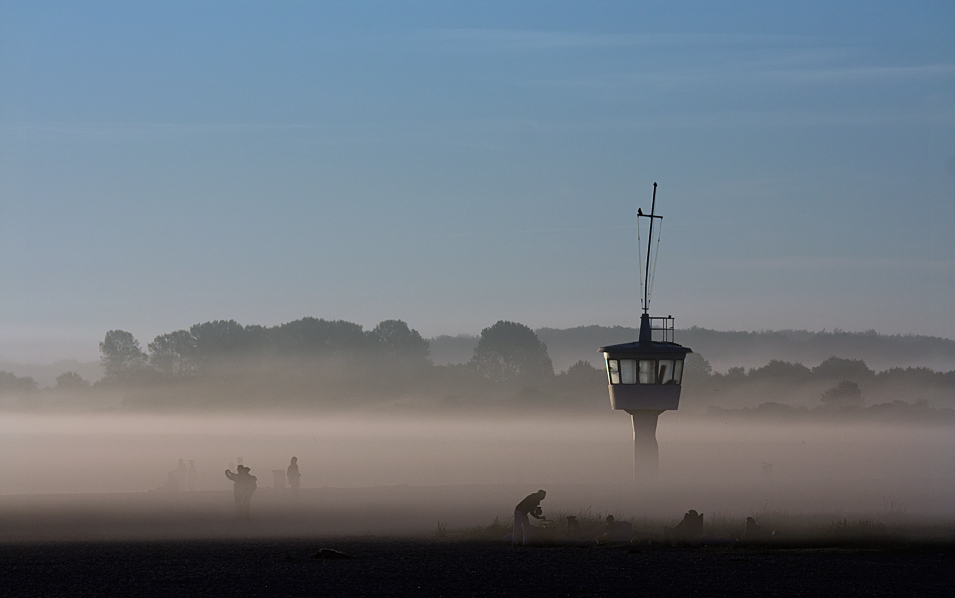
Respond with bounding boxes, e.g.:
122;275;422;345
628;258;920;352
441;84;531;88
176;459;187;490
287;457;301;493
512;489;546;546
187;460;197;491
225;465;257;520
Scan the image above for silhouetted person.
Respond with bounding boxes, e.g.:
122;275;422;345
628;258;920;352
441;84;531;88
287;457;301;493
603;514;615;530
187;460;197;491
176;459;187;490
596;514;633;544
742;516;764;541
224;468;239;512
565;516;580;538
665;509;704;544
512;489;546;546
225;465;257;520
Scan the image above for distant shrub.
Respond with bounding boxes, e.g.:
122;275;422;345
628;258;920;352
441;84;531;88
821;380;863;407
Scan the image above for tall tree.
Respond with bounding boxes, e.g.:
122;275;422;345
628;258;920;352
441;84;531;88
812;357;873;382
821;379;864;407
99;330;149;383
554;360;606;406
55;371;90;390
470;320;554;385
0;371;38;393
148;329;198;378
187;320;261;372
369;319;430;366
273;317;367;355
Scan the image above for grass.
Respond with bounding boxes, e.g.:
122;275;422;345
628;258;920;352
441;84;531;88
439;508;955;548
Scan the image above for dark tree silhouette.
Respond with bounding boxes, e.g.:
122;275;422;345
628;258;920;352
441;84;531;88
55;371;90;390
273;317;367;355
0;371;38;393
748;360;813;383
369;319;430;366
190;320;254;360
719;366;746;385
812;357;873;381
682;353;713;387
148;329;198;378
470;320;553;385
821;380;864;407
554;360;606;406
99;330;149;383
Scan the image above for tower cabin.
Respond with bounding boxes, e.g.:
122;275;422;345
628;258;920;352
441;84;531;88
599;313;691;412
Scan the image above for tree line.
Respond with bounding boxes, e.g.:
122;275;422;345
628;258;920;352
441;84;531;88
99;318;430;383
4;316;952;416
681;353;955;413
81;318;595;409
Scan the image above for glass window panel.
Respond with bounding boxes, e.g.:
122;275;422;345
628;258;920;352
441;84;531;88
658;360;674;384
620;359;637;384
607;360;620;384
673;360;684;385
638;359;655;384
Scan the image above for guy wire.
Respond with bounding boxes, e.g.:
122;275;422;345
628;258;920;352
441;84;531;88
647;219;663;309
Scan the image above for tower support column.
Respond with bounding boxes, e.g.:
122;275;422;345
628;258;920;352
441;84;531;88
626;409;663;481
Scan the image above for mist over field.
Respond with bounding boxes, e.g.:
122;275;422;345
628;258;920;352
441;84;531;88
2;411;951;497
1;318;953;542
0;410;952;542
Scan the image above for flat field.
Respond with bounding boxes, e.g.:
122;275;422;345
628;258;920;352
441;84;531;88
2;537;953;597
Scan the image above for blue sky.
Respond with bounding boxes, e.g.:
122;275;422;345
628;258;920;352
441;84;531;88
1;1;953;362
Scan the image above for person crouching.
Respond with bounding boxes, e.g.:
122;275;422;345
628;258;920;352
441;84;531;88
512;489;546;546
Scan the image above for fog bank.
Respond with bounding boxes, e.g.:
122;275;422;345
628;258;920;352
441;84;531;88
0;413;951;540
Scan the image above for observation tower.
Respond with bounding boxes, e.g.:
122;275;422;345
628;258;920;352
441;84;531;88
598;183;692;480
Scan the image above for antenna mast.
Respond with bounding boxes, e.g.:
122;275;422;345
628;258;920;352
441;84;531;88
640;182;663;314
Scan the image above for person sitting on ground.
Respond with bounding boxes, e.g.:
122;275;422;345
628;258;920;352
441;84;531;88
596;514;633;544
664;509;704;544
512;489;546;547
565;516;580;538
742;516;764;541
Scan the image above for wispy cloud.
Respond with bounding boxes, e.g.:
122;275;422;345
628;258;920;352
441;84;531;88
518;59;955;92
428;29;954;94
699;256;955;272
0;121;376;145
424;29;805;51
430;224;637;239
767;63;955;84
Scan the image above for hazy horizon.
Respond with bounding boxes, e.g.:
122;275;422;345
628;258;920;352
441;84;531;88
3;321;955;368
3;322;955;394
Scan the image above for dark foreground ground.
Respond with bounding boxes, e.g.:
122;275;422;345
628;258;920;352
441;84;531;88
2;538;953;597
